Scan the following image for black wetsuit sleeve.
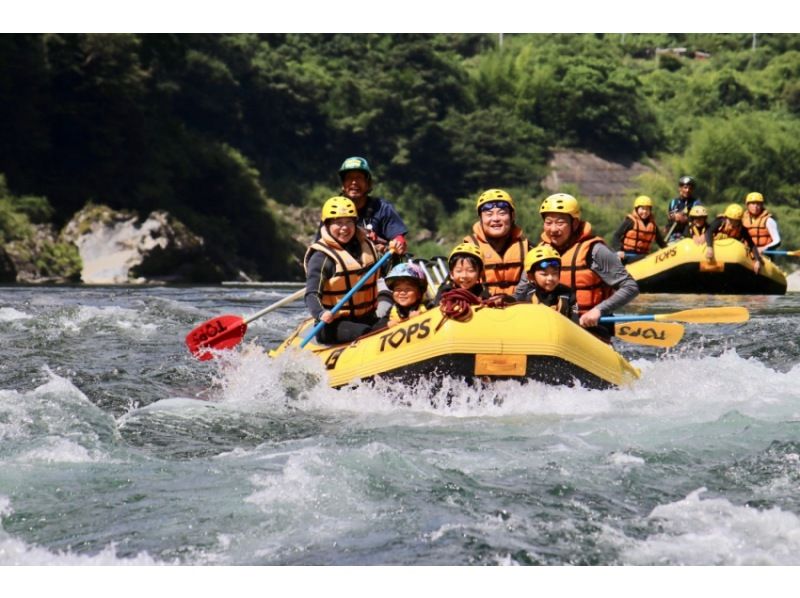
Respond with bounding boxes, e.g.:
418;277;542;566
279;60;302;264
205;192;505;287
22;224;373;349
654;223;668;248
304;251;334;319
612;218;633;250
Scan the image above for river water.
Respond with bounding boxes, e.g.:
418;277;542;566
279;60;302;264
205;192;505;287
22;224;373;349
2;282;800;567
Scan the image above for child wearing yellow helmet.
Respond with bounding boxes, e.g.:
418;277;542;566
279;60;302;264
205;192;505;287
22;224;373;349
704;203;764;274
433;243;490;304
514;246;579;321
687;205;709;243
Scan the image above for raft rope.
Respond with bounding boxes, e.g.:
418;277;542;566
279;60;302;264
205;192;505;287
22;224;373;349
438;288;508;323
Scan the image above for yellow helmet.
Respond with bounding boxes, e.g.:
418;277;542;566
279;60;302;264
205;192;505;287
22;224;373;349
723;204;744;220
745;192;764;204
689;205;708;218
539;193;581;220
633;195;653;209
524;245;561;272
448;243;483;268
321;196;357;221
476;189;515;213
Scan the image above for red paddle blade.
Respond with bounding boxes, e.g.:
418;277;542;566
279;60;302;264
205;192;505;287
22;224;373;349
185;315;247;361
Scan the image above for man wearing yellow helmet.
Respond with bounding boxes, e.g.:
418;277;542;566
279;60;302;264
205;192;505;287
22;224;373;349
513;246;579;322
742;192;781;254
463;189;529;296
303;196;386;344
527;193;639;341
612;195;668;262
666;176;703;242
337;156;408;255
704;203;764;274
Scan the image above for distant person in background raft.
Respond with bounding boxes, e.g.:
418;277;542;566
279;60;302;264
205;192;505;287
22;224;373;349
612;195;668;263
687;205;709;243
704;203;764;275
337;156;408;256
463;189;529;296
742;192;781;255
666;175;702;243
513;245;579;323
531;193;639;342
376;262;432;328
433;243;490;304
304;196;389;344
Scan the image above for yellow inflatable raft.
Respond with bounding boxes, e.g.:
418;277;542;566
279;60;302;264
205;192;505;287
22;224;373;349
626;238;787;295
270;303;641;389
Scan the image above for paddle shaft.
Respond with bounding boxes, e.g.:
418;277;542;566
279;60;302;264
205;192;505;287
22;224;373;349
763;249;800;257
244;288;304;325
300;250;393;348
600;306;749;324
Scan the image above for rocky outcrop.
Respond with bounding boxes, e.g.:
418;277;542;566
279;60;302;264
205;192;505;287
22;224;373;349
61;205;223;284
542;150;656;209
2;223;81;283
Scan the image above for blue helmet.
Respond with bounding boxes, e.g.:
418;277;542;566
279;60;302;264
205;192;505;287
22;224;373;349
385;263;427;289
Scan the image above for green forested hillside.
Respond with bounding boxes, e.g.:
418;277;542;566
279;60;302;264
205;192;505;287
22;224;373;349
1;33;799;279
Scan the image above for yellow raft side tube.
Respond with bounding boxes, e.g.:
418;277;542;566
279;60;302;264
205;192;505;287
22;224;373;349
626;238;787;295
270;303;641;389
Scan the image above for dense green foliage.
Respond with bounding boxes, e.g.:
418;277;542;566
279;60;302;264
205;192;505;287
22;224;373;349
1;33;799;278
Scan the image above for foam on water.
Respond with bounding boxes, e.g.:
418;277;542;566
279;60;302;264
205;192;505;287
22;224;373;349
0;307;31;322
618;488;800;565
0;368;120;463
0;496;163;565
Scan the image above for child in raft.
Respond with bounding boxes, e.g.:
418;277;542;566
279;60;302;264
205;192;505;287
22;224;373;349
433;243;490;304
513;245;579;322
377;262;433;327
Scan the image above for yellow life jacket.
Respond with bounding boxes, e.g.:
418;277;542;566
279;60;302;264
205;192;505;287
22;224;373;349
303;227;379;319
541;221;611;315
465;222;529;296
621;212;657;254
388;303;428;323
743;210;773;247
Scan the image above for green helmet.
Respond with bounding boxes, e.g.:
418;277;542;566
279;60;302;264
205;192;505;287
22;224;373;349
338;156;372;181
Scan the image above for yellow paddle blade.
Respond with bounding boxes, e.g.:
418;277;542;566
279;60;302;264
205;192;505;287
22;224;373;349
653;306;750;324
616;321;684;348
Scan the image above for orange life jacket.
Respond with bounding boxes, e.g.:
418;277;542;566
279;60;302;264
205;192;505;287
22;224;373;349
714;217;745;242
303;227;379;319
465;222;529;296
621;212;657;254
541;221;611;315
743;210;774;247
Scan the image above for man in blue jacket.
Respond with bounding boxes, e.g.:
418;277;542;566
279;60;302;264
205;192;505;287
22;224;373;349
337;156;408;255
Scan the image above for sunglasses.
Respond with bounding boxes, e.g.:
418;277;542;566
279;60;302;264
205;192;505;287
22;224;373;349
479;201;511;213
532;259;560;271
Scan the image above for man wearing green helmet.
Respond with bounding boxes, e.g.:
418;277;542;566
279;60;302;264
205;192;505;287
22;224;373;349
337;156;408;255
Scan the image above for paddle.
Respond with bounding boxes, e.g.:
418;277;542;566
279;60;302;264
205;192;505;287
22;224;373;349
186;288;305;360
600;306;749;324
763;249;800;257
614;321;685;348
300;250;394;348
